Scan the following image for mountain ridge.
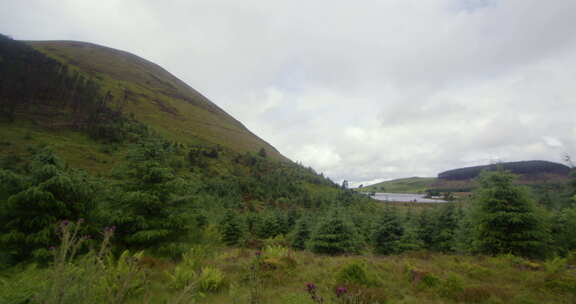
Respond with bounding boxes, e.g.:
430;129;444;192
25;39;285;161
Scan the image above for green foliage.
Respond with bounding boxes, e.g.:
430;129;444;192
373;207;404;255
310;212;362;255
197;266;226;293
263;245;290;259
221;211;244;246
336;262;375;287
104;144;194;257
471;170;551;259
551;207;576;255
291;218;311;250
0;149;96;263
256;212;285;239
430;204;461;252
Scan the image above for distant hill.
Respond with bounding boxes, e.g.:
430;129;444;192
358;177;436;194
360;161;571;195
438;160;570;180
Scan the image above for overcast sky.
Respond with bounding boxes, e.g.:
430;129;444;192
2;0;576;186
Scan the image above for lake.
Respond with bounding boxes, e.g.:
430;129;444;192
371;192;447;203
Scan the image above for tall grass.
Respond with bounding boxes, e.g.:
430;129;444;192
2;225;576;304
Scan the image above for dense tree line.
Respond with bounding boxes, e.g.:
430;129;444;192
0;34;148;143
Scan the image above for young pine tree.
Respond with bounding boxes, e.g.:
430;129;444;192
472;170;550;259
291;218;311;250
221;211;243;246
431;204;461;252
0;149;96;262
310;212;361;255
372;208;404;255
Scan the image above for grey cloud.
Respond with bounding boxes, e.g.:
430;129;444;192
2;0;576;184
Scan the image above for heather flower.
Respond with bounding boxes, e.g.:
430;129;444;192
305;282;323;303
306;282;316;292
255;250;262;257
335;286;347;297
61;220;70;226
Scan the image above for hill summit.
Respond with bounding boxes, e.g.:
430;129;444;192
437;160;570;181
0;35;283;165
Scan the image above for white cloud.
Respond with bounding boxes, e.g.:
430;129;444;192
2;0;576;184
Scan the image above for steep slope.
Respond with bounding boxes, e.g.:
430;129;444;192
24;40;283;160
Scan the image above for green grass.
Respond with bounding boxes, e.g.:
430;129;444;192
4;244;575;304
27;40;285;161
0;121;126;174
360;177;437;194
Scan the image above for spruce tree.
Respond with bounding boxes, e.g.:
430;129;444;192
256;213;283;239
0;149;96;262
431;204;461;252
373;208;404;255
221;211;243;246
472;170;550;259
310;213;361;255
108;144;193;256
551;207;576;256
415;208;435;249
291;218;311;250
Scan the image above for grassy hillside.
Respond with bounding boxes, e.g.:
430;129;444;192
359;177;437;194
26;40;284;161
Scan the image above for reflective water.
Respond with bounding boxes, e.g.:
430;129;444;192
372;192;447;203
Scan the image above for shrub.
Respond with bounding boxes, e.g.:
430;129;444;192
197;266;226;293
166;264;196;290
437;273;465;298
337;262;375;287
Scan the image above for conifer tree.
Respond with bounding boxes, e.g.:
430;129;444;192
373;208;404;255
256;213;283;239
431;204;461;252
472;170;550;258
0;149;95;262
415;208;435;249
310;212;361;255
108;143;193;256
550;207;576;256
291;218;311;250
221;211;243;246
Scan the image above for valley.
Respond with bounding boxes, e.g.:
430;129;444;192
1;34;575;304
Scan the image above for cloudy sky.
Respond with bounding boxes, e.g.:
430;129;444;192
2;0;576;185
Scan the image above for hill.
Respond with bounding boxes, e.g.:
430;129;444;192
1;35;285;174
1;33;373;262
27;40;284;159
438;160;570;181
360;161;571;195
358;177;436;194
